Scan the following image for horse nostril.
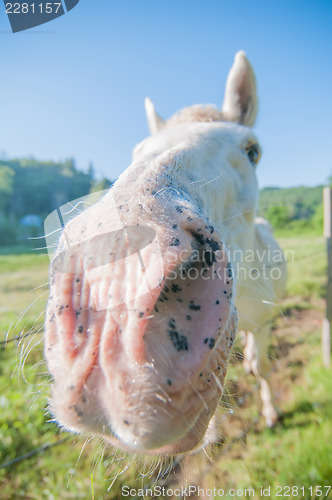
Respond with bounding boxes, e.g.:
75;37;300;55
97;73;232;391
191;231;206;247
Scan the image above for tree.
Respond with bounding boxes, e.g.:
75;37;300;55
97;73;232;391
90;177;113;194
0;165;15;212
265;205;291;228
87;161;96;183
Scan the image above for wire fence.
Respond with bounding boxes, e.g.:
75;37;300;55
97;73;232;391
0;437;71;470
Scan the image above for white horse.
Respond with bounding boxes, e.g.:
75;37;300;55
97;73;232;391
44;51;286;456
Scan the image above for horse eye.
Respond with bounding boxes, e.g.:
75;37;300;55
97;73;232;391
247;144;261;166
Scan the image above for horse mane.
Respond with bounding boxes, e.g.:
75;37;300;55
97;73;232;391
166;104;227;127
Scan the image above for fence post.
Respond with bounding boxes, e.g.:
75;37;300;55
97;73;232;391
322;187;332;368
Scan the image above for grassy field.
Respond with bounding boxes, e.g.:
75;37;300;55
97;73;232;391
0;232;331;499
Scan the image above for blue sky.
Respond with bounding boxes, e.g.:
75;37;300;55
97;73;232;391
0;0;331;188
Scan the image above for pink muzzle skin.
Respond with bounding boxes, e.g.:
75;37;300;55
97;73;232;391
45;191;237;454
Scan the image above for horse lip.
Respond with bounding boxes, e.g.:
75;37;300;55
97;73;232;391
101;387;218;455
153;394;219;454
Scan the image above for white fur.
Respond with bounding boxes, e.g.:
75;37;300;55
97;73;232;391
140;51;286;427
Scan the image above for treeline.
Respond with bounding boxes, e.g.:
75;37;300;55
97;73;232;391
258;185;328;233
0;158;112;246
0;157;329;247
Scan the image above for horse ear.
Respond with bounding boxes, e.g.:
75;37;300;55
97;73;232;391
221;51;258;127
145;97;166;135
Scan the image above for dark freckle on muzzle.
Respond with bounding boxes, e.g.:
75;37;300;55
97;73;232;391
168;318;176;329
203;338;215;349
189;302;201;311
170;237;180;246
70;405;84;418
168;330;189;351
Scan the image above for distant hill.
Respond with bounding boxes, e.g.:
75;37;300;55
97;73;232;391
259;186;323;219
258;185;325;232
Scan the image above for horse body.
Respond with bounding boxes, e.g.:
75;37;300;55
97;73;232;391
44;51;286;455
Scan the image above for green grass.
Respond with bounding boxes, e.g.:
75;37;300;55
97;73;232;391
0;253;49;337
214;349;332;499
0;244;46;256
278;234;326;298
0;232;331;499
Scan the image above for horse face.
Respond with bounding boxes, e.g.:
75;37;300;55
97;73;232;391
44;51;259;454
133;119;261;249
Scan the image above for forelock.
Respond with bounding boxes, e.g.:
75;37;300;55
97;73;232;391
166;104;227;127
